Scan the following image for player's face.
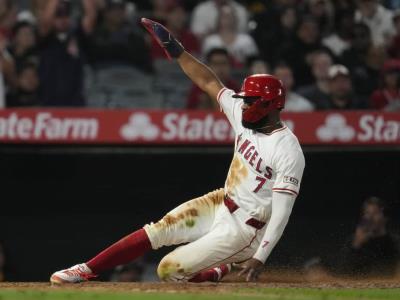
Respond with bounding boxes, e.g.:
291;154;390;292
241;97;260;111
241;97;278;130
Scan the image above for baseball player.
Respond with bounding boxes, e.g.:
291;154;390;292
50;18;305;284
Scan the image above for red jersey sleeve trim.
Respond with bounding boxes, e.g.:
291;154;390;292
217;87;228;103
272;188;298;196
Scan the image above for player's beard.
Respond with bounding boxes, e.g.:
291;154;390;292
241;114;270;130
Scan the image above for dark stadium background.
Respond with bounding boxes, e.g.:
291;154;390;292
0;146;399;281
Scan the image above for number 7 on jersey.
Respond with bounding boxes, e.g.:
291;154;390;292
253;176;267;193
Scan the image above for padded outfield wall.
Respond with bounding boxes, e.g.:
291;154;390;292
0;145;399;281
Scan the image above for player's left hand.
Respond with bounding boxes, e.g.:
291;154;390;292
141;18;184;60
238;258;264;282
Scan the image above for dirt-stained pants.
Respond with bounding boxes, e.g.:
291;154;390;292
144;189;266;281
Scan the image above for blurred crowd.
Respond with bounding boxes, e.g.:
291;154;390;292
305;196;400;279
0;0;400;111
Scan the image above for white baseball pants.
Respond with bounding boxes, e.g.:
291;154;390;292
144;189;267;281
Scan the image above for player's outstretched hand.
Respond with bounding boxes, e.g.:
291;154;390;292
141;18;185;61
238;258;264;282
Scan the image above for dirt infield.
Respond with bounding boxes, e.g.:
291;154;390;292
1;272;400;293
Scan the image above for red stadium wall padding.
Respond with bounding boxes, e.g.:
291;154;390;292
0;109;399;145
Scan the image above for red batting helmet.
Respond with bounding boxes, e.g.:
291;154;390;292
233;74;285;129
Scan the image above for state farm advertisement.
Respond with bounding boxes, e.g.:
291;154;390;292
0;109;398;145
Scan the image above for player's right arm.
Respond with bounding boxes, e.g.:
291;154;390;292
141;18;224;102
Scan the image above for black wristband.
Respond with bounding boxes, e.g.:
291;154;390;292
165;37;185;58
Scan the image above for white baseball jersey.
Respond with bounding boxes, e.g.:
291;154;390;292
144;87;306;282
218;88;305;222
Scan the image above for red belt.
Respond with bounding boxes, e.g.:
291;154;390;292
224;196;266;230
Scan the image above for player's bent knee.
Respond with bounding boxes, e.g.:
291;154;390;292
157;257;187;282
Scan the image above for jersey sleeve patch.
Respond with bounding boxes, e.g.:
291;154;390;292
272;147;305;197
283;176;299;186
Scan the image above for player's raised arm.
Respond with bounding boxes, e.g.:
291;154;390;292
141;18;224;101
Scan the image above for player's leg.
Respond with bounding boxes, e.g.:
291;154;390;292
143;188;225;249
50;189;225;284
86;188;224;274
156;205;262;282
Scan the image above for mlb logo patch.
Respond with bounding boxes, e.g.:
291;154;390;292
284;176;299;186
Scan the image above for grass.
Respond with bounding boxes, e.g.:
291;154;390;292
0;288;399;300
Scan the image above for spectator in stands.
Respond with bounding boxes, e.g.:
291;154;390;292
0;29;15;106
81;0;152;73
340;23;382;99
37;0;97;107
304;196;400;278
355;0;395;47
370;59;400;111
202;5;258;65
133;0;153;14
151;2;200;60
303;0;334;37
319;64;364;109
191;0;248;39
0;0;17;40
280;16;324;87
0;26;15;86
333;0;357;13
253;5;299;64
247;56;270;75
388;10;400;58
6;62;39;107
297;50;332;107
186;48;239;109
322;9;353;57
338;197;400;277
8;21;38;69
150;0;171;23
273;64;314;111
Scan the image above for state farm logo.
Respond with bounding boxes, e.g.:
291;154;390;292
120;112;235;142
0;112;98;140
317;114;355;142
120;113;160;141
358;115;400;142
